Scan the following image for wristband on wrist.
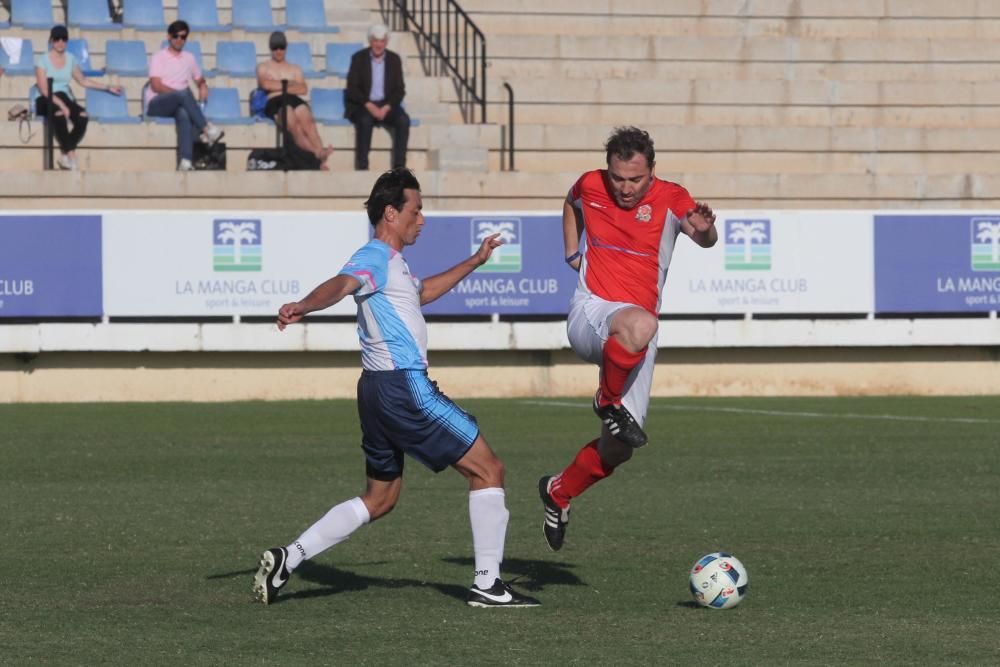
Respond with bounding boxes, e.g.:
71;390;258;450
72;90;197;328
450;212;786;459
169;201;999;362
565;251;581;264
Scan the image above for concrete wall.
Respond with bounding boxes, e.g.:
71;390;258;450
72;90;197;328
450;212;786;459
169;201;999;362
3;347;999;402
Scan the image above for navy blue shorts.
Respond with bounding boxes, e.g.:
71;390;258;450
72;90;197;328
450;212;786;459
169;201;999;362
357;369;479;479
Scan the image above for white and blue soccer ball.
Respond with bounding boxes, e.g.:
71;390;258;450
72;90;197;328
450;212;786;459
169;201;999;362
689;552;749;609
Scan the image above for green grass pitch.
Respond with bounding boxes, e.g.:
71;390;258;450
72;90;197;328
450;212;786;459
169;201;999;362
3;396;999;664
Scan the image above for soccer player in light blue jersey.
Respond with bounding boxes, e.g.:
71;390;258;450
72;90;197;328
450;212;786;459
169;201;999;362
253;168;540;608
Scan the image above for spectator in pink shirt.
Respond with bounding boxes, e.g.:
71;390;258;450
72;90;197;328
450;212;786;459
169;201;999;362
146;20;223;171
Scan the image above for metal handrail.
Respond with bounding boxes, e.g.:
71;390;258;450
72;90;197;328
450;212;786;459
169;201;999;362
380;0;487;123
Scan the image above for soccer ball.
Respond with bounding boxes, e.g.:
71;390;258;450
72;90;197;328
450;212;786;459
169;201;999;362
688;552;749;609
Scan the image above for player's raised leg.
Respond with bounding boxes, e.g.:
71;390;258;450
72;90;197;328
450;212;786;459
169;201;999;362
593;306;657;448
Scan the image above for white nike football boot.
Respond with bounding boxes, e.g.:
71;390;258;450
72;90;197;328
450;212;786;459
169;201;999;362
467;578;541;608
253;547;290;605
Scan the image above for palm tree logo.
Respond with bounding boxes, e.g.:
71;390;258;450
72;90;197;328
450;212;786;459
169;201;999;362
213;220;262;272
725;219;771;270
972;218;1000;271
472;218;521;273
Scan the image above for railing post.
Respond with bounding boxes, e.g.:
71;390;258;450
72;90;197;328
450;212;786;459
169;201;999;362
44;76;55;170
502;82;514;171
279;79;288;170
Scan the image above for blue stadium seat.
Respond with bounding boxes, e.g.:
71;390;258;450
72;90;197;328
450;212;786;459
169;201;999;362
286;0;340;34
11;0;54;28
216;41;257;78
123;0;165;31
204;87;255;125
310;88;350;126
159;40;213;78
0;38;34;75
67;39;104;77
325;43;361;78
86;89;141;124
232;0;279;32
69;0;119;29
286;43;322;79
105;40;149;76
177;0;230;32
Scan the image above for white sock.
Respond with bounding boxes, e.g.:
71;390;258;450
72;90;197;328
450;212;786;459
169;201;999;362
469;487;509;589
285;496;370;572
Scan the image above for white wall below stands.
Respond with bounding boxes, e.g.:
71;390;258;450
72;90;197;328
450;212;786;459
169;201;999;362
2;319;999;402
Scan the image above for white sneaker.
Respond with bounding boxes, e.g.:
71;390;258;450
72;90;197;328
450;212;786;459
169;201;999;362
57;154;74;170
178;158;194;171
201;124;224;146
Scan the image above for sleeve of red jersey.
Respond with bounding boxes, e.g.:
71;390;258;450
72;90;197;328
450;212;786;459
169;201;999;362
669;183;699;221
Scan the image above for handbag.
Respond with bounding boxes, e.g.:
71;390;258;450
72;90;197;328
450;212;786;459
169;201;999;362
7;103;28;122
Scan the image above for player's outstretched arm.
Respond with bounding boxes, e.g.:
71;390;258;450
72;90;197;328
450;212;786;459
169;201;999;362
277;274;361;330
419;233;503;305
682;201;719;248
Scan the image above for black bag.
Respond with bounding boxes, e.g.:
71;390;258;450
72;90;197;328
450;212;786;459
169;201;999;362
193;141;226;170
247;142;321;171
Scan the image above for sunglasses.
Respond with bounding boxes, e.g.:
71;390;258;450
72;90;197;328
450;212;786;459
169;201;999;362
52;36;68;42
271;46;286;51
170;33;189;40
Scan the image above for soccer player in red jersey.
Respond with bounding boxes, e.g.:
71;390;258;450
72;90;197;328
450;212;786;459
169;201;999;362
539;127;718;551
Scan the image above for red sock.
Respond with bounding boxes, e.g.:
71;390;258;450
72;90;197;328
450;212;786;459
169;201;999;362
550;440;614;508
599;335;647;406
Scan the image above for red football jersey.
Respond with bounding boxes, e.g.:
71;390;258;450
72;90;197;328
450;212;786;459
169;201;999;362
569;170;697;313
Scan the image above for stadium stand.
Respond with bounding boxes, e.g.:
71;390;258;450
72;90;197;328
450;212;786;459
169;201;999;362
104;39;149;76
85;88;141;124
176;0;230;33
309;87;350;126
232;0;279;33
285;42;322;79
10;0;54;29
67;38;104;77
68;0;118;30
122;0;165;32
286;0;340;34
0;37;33;75
204;86;255;125
215;40;258;78
324;42;360;78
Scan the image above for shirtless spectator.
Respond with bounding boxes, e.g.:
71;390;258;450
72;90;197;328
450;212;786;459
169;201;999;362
256;31;332;169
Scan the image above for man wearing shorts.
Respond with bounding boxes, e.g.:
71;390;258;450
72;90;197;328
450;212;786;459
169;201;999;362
538;127;719;551
253;168;540;608
255;31;333;169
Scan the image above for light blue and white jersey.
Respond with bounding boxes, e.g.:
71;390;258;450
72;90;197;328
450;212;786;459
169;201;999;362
338;239;427;371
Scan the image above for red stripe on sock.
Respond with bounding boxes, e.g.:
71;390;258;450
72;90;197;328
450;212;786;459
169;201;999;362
550;440;614;507
599;335;647;406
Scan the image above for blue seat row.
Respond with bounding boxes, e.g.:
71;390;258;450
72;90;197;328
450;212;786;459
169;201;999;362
0;39;361;79
7;0;339;33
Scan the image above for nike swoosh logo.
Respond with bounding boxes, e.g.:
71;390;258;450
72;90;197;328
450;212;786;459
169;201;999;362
474;588;513;603
270;553;287;587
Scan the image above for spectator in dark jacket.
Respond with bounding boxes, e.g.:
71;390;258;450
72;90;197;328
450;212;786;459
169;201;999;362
344;24;409;170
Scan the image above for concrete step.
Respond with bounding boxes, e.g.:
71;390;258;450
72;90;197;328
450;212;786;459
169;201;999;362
471;102;1000;129
484;58;1000;84
458;0;1000;19
471;13;1000;40
481;34;1000;62
445;77;1000;107
1;170;999;209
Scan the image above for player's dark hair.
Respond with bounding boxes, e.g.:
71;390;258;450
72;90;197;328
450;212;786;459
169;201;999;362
167;20;190;36
605;126;655;169
365;168;421;225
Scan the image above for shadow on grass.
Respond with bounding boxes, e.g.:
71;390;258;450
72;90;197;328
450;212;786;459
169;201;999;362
282;560;469;604
440;556;586;592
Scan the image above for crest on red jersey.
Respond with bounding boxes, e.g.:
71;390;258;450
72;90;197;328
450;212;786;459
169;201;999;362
635;204;652;222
